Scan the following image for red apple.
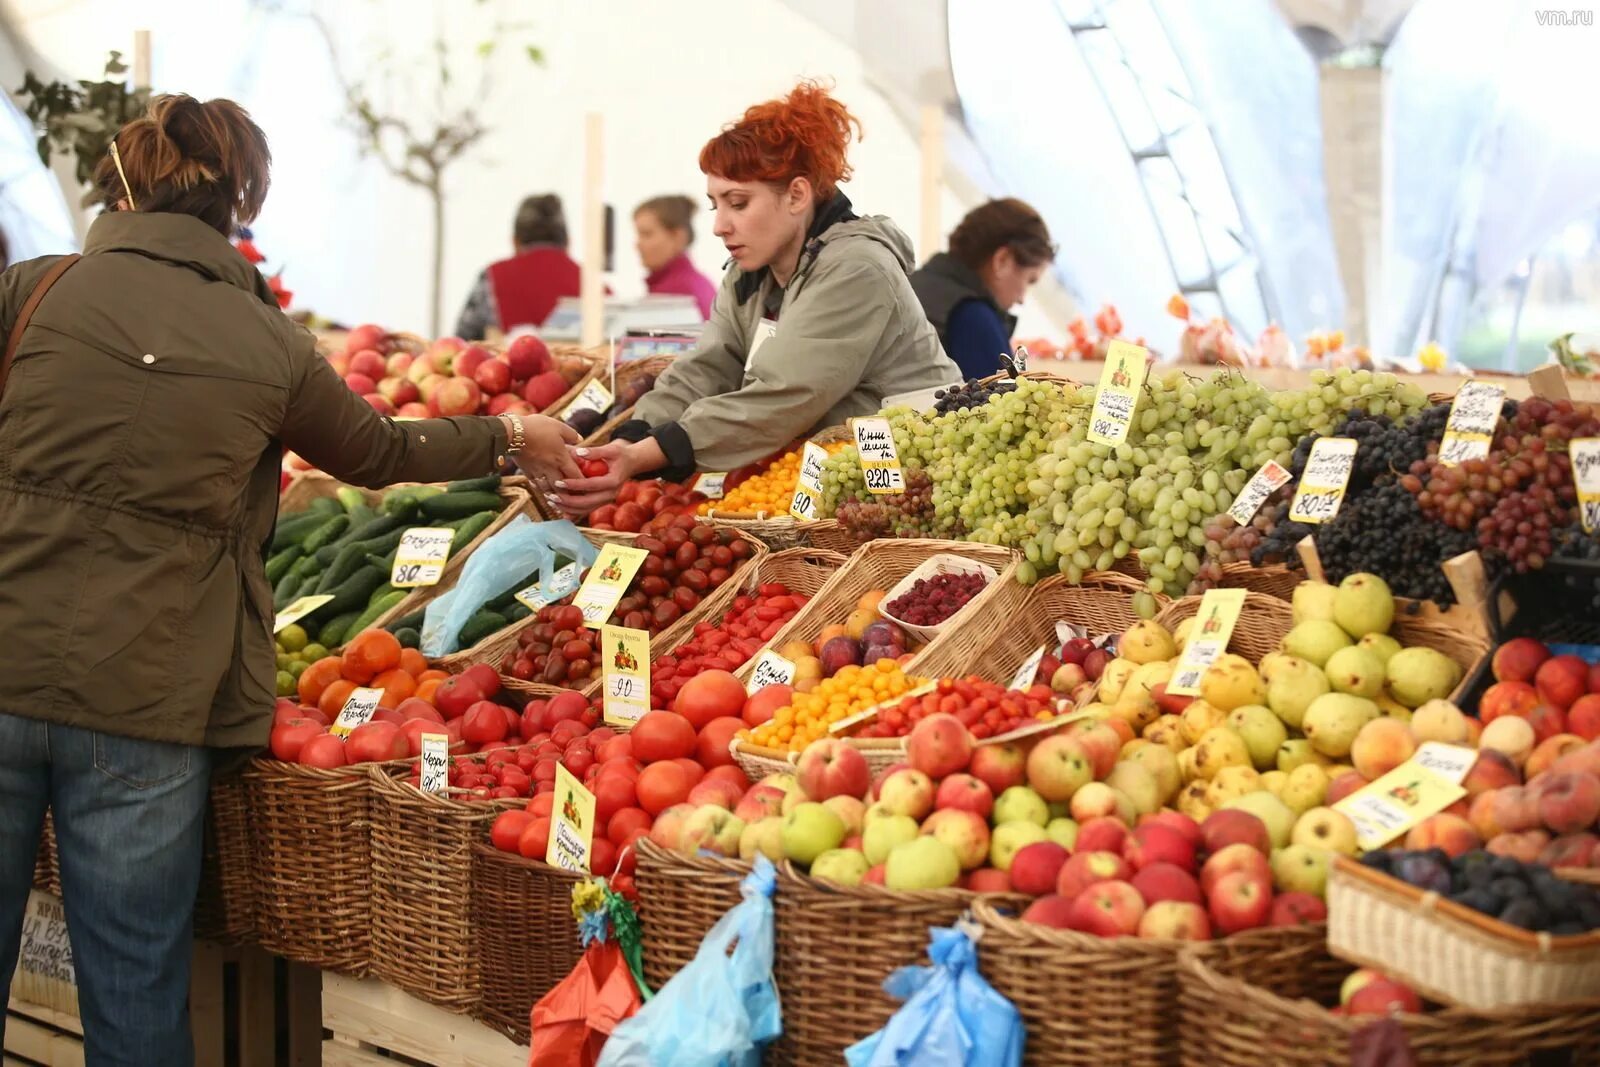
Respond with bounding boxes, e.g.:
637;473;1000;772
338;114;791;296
473;357;512;396
905;713;975;779
1137;900;1211;940
1123;823;1197;873
1536;655;1589;710
1207;869;1273;934
1008;841;1070;895
1075;816;1129;857
1067;880;1145;937
934;773;994;819
966;867;1013;894
348;349;387;380
1130;861;1203;906
1568;695;1600;741
505;334;552;379
343;372;376;395
1492;637;1551;684
1347;978;1422;1016
1019;894;1075;929
796;737;871;801
969;742;1026;795
436;376;483;417
1056;850;1131;900
1200;809;1271;857
454;344;492;380
1200;842;1273;899
1269;891;1328;926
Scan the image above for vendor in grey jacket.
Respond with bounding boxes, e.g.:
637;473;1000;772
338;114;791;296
555;81;958;514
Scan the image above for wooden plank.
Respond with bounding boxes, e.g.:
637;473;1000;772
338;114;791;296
580;112;605;349
321;1041;399;1067
6;1000;81;1036
2;1011;84;1067
188;940;225;1067
322;974;524;1067
285;962;322;1067
235;947;276;1067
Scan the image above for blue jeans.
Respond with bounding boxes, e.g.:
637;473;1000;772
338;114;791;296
0;712;211;1066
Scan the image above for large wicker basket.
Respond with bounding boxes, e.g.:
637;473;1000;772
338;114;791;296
954;571;1158;686
1325;855;1600;1010
771;865;1026;1064
633;837;750;991
1178;925;1600;1066
191;771;257;946
1218;561;1300;602
244;758;391;975
469;842;584;1043
799;518;862;555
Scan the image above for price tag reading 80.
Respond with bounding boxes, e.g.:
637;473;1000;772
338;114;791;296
1288;437;1357;525
390;527;456;588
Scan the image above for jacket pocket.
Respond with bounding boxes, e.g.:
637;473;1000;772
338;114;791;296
92;731;195;789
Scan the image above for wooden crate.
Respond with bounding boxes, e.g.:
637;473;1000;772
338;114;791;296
321;973;525;1067
4;998;82;1067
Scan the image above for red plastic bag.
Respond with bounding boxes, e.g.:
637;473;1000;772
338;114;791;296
529;938;643;1067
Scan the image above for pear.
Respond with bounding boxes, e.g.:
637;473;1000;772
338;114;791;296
1206;765;1262;807
1282;620;1353;668
1174;617;1195;651
1279;763;1330;814
1332;573;1395;639
1200;655;1267;712
1357;633;1403;666
1226;704;1289;770
1179;700;1229;745
1276;738;1328;774
1324;646;1385;700
1301;693;1380;758
1266;656;1331;731
1192;726;1252;780
1120;621;1176;665
1291;582;1338;625
1224;790;1295;849
1385;647;1462;709
1258;652;1296;684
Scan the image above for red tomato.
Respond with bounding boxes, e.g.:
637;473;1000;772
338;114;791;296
545;691;590;724
597;757;643;782
671;758;705;787
395;697;444;725
580;458;611;478
630;711;696;763
694;717;745;769
270;719;324;762
399;718;446;757
673;671;746;730
635;761;694;815
461;701;509;745
526;792;555;818
606;806;652;846
346;721;408;764
517;816;552;859
594;774;638;822
433;675;486;720
297;733;348;769
462;663;502;698
590;837;618;876
702;764;751;790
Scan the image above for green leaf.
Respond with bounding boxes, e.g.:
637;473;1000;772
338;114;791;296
525;44;545;65
477;40;495;58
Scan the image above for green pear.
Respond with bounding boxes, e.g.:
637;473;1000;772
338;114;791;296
1276;738;1326;774
1225;704;1289;771
1282;620;1353;668
1291;582;1338;625
1301;693;1380;758
1357;632;1402;666
1332;573;1395;639
1385;647;1462;709
1324;646;1385;700
1266;655;1330;730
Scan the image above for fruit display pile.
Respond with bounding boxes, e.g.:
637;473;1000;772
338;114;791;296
850;676;1060;741
650;584;810;708
1360;849;1600;935
883;570;986;628
504;604;601;686
744;661;924;752
269;476;508;650
816;368;1430;594
694;440;851;515
583;479;707;532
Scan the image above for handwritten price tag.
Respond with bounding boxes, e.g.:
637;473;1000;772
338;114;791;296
1228;460;1292;525
546;764;597;873
559;379;615;421
274;594;335;633
1437;381;1504;467
515;562;582;612
747;650;797;693
1008;645;1047;692
601;624;651;727
1288;437;1357;524
419;733;450;793
572;545;650;625
694;472;728;500
1168;588;1247;696
789;441;828;519
1087;340;1149;447
18;891;74;987
1334;743;1478;850
852;416;905;495
390;527;456;587
1572;438;1600;533
329;686;384;738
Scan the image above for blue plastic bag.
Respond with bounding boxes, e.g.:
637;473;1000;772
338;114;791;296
420;516;597;656
597;857;781;1067
844;923;1024;1067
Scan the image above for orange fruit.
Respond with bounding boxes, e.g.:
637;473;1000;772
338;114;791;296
341;630;402;684
415;677;444;704
296;657;345;706
415;669;449;685
371;668;416;708
398;648;429;678
318;679;359;719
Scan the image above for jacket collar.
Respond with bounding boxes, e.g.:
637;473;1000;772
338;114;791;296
645;252;693;288
83;211;280;308
733;192;858;306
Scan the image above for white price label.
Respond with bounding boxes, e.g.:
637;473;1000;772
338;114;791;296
1438;382;1504;467
852;417;905;496
1288;437;1358;524
18;891;73;987
1227;460;1292;526
419;733;450;793
1170;638;1226;694
1008;645;1047;692
1572;438;1600;533
515;563;582;612
559;379;615;420
603;673;648;723
329;686;384;737
391;527;456;587
789;441;828;519
694;472;728;500
1412;742;1480;785
274;594;335;633
747;651;797;693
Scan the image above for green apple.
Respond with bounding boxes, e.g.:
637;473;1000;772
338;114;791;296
989;820;1049;871
780;802;846;865
862;813;920;865
1275;738;1324;773
810;848;870;886
1045;817;1079;851
885;836;961;890
993;785;1049;828
738;816;784;862
1270;843;1332;897
1291;806;1359;856
1223;790;1295;849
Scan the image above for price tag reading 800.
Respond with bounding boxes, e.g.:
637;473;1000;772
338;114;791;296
1288;437;1358;525
1572;439;1600;533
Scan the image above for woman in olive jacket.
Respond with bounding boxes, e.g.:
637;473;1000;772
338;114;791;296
0;96;578;1066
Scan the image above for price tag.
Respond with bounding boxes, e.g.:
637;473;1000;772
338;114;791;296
274;594;335;633
1227;460;1292;525
390;527;456;587
1168;588;1247;696
1087;340;1150;447
559;378;615;421
18;890;74;988
1334;743;1478;851
1008;645;1048;692
515;562;583;612
1288;437;1357;524
572;544;650;625
329;686;384;738
1437;381;1504;466
601;624;651;727
747;650;797;693
1572;438;1600;533
546;764;597;873
789;441;828;519
419;733;450;793
852;416;905;495
693;472;728;500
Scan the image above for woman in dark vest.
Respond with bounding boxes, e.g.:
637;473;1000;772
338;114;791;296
454;193;582;338
910;198;1055;379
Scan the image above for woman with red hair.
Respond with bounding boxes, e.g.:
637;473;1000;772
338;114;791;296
555;81;957;511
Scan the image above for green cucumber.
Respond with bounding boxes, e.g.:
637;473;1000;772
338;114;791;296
446;474;502;493
335;487;369;514
458;609;509;648
340;503;379;535
381;485;445;516
307;497;345;518
368;581;399;606
339;514;407;547
395;627;421;649
448;510;496;553
318;612;361;648
264;545;303;584
300;515;349;555
313;566;388;622
486;567;545;611
346;590;408;638
384;610;426;634
315;542;368;594
503;603;531;624
419;491;502;522
352;527;409;559
269;513;326;552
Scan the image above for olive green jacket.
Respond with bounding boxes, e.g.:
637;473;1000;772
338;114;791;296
0;212;506;748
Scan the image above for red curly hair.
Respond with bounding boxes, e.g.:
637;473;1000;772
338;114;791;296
699;80;862;200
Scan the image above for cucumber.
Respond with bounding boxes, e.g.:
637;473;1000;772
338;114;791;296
314;566;388;621
335;487;369;514
318;612;361;648
346;590;408;638
340;503;379;536
384;610;426;634
264;545;303;584
269;513;326;552
315;542;368;594
352;527;408;559
366;553;396;573
419;491;502;522
458;609;509;648
446;474;502;493
300;515;349;555
307;497;344;518
273;568;305;610
448;510;496;553
314;543;343;567
381;485;445;517
339;514;407;547
504;603;531;624
395;627;421;649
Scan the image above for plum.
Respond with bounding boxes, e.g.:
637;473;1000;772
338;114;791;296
861;620;909;650
819;636;863;678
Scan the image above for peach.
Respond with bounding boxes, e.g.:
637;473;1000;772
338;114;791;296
1479;681;1540;724
1534;771;1600;835
1480;716;1537;767
1468;791;1507;842
1539;832;1600;869
1130;861;1203;906
1526;735;1587;779
1075;817;1129;857
1325;770;1372;806
1568;695;1600;742
1491;637;1551;684
1489;785;1543;833
1486;829;1550;863
1535;655;1588;710
1552;739;1600;778
1350;718;1417;780
1402;813;1481;858
1462;748;1521;797
1524;703;1570;745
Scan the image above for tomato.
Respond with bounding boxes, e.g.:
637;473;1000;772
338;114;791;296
394;697;444;724
296;657;345;706
545;691;590;724
695;717;745;769
671;758;706;788
270;719;324;762
673;671;747;730
460;701;510;745
606;806;652;846
594;734;633;763
297;733;348;769
590;836;619;876
517;816;552;859
399;718;442;757
630;710;696;763
580;458;611;478
635;761;694;815
703;764;751;791
593;774;638;822
433;674;486;720
485;810;533;852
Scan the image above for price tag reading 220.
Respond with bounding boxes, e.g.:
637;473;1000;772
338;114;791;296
852;417;905;495
1288;437;1358;524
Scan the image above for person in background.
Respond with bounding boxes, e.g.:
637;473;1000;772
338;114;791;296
0;95;579;1066
454;193;581;338
634;195;717;319
910;198;1055;379
554;81;959;514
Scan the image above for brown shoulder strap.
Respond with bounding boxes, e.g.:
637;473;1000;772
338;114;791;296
1;253;82;398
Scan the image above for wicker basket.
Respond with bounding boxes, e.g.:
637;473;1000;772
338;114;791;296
798;518;861;555
1326;855;1600;1010
191;772;257;946
244;758;391;975
469;842;585;1044
575;353;676;446
956;571;1158;686
702;514;812;551
1218;561;1300;602
633;837;751;991
1178;925;1600;1066
368;768;520;1011
772;865;1026;1064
